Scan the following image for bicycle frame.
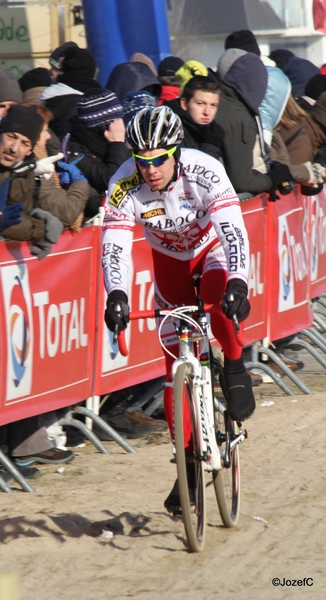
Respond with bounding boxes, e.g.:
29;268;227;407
168;310;222;472
115;300;246;472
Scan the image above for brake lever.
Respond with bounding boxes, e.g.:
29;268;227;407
113;302;122;344
226;293;240;333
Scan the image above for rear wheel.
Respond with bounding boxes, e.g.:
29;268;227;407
174;362;206;552
211;348;241;527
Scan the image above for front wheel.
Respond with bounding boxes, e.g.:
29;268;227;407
174;362;206;552
213;398;241;527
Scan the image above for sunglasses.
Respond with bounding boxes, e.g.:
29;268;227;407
132;146;177;168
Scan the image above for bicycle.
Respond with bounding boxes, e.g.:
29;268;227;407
114;275;247;553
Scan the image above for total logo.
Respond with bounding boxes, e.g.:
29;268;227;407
278;219;294;311
1;264;33;400
1;263;89;402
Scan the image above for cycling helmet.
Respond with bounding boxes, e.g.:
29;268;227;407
125;105;184;150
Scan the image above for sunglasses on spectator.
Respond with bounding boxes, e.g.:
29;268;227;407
132;146;177;168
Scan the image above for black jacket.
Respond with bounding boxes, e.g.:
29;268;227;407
64;117;131;217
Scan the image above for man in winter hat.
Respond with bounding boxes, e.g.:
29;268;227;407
0;70;23;120
157;55;184;105
63;87;130;214
41;46;101;138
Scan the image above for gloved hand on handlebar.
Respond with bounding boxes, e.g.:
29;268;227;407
104;290;130;333
222;279;250;323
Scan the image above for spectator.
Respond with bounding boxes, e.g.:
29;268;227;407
48;40;78;81
175;60;208;95
122;90;157;127
18;67;51;103
278;93;326;168
0;104;89;258
62;88;131;216
269;48;295;69
215;48;293;198
130;52;158;75
0;70;22;120
260;67;325;199
224;28;276;67
298;73;326;113
163;74;224;162
280;56;319;100
8;414;74;468
41;46;101;138
157;55;184;105
31;104;89;232
105;61;161;103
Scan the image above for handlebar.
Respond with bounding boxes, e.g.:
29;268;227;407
113;303;245;356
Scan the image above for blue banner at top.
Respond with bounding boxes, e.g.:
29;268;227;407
81;0;171;87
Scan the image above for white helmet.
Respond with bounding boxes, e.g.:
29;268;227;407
125;105;184;150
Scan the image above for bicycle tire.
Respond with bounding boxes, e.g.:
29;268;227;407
211;347;241;527
174;361;206;552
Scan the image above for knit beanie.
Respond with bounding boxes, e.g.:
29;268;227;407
122;90;157;126
61;47;96;78
18;67;51;92
269;49;294;69
0;104;44;147
130;53;157;75
0;70;22;103
175;60;208;94
305;74;326;100
49;41;78;69
158;56;184;77
224;30;260;56
77;88;124;129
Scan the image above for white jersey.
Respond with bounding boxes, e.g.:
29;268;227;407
102;148;250;296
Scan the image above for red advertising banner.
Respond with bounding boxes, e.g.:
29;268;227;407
0;227;98;425
267;188;313;342
0;185;322;428
308;188;326;299
241;194;268;346
94;224;165;397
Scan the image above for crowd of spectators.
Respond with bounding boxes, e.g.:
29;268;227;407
1;30;326;485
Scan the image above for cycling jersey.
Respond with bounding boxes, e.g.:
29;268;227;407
102;148;250;296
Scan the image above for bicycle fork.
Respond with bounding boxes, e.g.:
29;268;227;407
193;365;222;473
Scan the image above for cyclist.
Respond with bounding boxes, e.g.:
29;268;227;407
102;106;255;512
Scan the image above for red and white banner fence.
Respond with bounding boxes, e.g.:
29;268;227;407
0;186;322;425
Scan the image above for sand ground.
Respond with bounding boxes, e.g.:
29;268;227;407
0;347;325;600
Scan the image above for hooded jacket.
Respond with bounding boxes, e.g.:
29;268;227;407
105;62;161;103
215;49;272;195
163;98;224;162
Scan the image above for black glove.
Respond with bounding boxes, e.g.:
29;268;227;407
268;161;294;201
104;290;130;333
222;279;250;323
